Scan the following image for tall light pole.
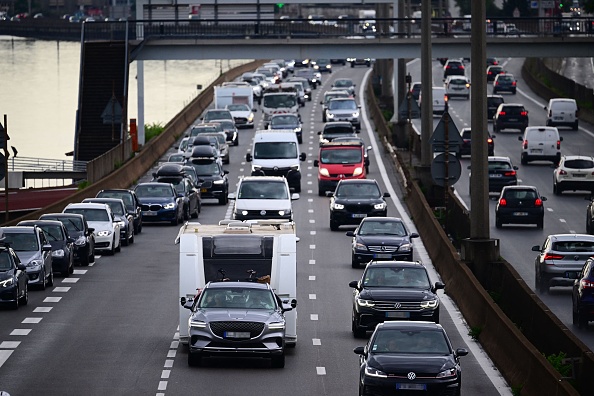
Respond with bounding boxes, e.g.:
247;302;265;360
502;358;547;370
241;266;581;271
420;0;432;167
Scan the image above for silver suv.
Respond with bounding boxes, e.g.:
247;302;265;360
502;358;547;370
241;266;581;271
182;281;296;368
323;98;361;130
228;176;299;221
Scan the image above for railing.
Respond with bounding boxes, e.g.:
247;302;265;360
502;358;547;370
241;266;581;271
8;156;86;173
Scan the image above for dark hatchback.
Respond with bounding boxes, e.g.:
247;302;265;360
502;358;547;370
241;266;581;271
354;321;467;396
329;179;389;231
95;189;143;234
17;220;74;276
492;73;517;94
318;121;357;145
346;217;419;268
38;213;95;266
0;239;29;309
486;65;505;82
349;261;445;338
495;185;546;229
458;128;495;157
187;158;229;205
493;103;529;133
486;94;504;120
572;257;594;328
485;156;518;194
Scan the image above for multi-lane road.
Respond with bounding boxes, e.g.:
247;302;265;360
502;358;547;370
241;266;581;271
0;64;517;395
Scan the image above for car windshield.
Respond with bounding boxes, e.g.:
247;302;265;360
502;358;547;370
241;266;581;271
217;121;235;130
227;104;250;112
64;208;110;222
3;232;39;251
45;217;83;233
97;192;134;211
134;185;174;199
489;161;512;171
0;251;12;271
238;181;288;199
335;183;381;198
198;288;276;310
358;220;406;236
190;161;221;176
205;111;232;121
334;79;354;88
320;148;362;164
254;142;298;159
263;95;296;108
102;202;124;216
324;126;354;136
552;241;594;252
371;329;450;355
329;100;357;110
40;225;65;241
168;154;185;162
363;267;430;288
271;116;299;128
190;126;218;137
564;159;594;169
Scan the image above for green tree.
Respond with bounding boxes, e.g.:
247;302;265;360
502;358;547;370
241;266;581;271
501;0;531;17
584;0;594;13
454;0;499;16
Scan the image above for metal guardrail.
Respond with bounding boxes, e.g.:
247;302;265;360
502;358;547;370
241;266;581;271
7;156;87;173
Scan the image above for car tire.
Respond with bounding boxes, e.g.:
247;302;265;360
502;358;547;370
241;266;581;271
47;269;53;287
191;206;199;219
10;288;19;310
39;269;46;291
122;234;130;246
537;271;549;294
270;354;285;368
187;351;203;367
495;217;502;229
108;240;116;255
115;239;121;253
19;283;28;306
171;215;179;226
322;114;327;122
432;309;440;324
351;254;359;269
330;219;339;231
234;139;239;146
352;317;366;338
89;250;95;264
318;188;325;197
63;264;70;277
69;260;74;274
136;222;142;234
521;153;528;165
218;194;228;205
537;218;544;229
573;121;579;131
493;124;498;133
129;232;135;244
298;136;303;144
553;183;561;196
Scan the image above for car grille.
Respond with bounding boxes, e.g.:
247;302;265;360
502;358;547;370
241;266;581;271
241;210;286;218
368;245;400;253
95;242;110;248
234;117;248;124
261;167;291;177
345;204;374;212
372;300;423;311
141;204;163;211
329;172;357;178
209;321;265;338
200;180;213;189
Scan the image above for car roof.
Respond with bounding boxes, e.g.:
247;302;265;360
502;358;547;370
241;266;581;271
1;226;37;233
502;185;538;192
561;155;594;160
548;234;594;242
499;103;525;108
240;175;287;183
365;260;424;269
324;121;353;128
206;281;270;290
40;212;85;220
98;189;134;195
377;321;443;331
488;156;513;162
338;178;379;185
360;217;404;224
18;219;64;227
83;197;125;205
136;182;174;188
65;202;110;210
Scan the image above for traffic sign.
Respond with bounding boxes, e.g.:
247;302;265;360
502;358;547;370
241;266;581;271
398;95;421;120
0;153;5;182
429;112;463;153
430;152;461;187
531;1;539;9
101;95;123;125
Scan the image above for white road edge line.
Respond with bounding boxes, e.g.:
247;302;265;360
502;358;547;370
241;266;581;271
360;69;512;395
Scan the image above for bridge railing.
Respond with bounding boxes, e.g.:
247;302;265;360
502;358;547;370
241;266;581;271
8;156;86;173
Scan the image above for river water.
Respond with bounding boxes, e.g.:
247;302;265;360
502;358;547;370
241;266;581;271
0;36;250;161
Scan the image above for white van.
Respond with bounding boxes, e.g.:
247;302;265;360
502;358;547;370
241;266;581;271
545;98;579;130
419;87;447;116
518;126;563;165
245;130;307;192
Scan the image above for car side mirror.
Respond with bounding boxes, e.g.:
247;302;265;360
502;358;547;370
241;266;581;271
349;280;360;289
543;105;547;110
433;281;445;292
299;153;307;161
291;299;297;308
42;244;52;252
181;296;194;310
467;165;471;170
345;231;355;237
320;100;324;104
356;129;361;134
223;170;230;175
513;166;519;170
353;346;365;355
366;146;372;151
531;245;541;252
456;348;469;357
246;153;252;162
253;108;257;112
17;263;27;271
541;196;547;201
291;193;300;200
228;193;236;200
88;227;95;234
410;233;419;238
518;136;523;141
313;159;319;167
383;192;391;198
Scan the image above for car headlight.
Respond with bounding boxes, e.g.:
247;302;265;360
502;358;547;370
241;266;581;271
332;203;344;210
75;236;87;246
189;319;206;328
290;164;300;171
374;202;387;210
253;165;262;171
319;168;330;177
278;210;291;216
213;179;225;185
399;243;412;252
327;113;335;119
0;278;14;287
28;259;43;267
353;112;360;118
268;321;286;330
352;167;363;176
51;249;65;258
365;366;387;378
294;127;302;134
163;203;176;209
241;210;249;216
356;298;375;307
117;221;126;228
354;242;368;251
436;367;457;378
96;230;112;237
247;114;254;122
420;299;439;309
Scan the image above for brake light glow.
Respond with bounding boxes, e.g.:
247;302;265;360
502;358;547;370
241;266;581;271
487;138;493;144
535;198;543;207
512;81;517;86
557;140;561;149
523;140;528;149
520;111;528;116
487;71;492;75
498;198;507;206
581;279;594;289
544;253;564;260
559;169;568;175
498;111;506;116
503;170;516;176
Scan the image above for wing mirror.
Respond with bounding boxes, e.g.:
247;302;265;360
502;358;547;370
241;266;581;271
246;153;252;162
299;153;307;161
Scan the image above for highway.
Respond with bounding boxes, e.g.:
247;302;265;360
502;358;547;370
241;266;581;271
409;56;594;352
0;65;511;395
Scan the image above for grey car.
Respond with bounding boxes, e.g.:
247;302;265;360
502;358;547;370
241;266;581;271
182;281;296;368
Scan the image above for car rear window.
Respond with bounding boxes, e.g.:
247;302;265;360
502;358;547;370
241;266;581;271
564;159;594;169
498;75;514;82
502;106;525;115
552;241;594;252
503;189;537;200
489;161;512;170
488;98;504;106
450;79;467;85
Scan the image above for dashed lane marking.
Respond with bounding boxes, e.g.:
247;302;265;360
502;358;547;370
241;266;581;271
310;314;318;321
161;370;170;379
312;339;321;345
62;278;80;283
316;367;326;375
0;341;21;348
22;318;42;324
309;245;316;249
43;297;62;303
73;270;87;275
310;230;316;235
309;276;316;281
309;260;316;265
10;329;32;336
309;219;315;224
0;350;14;368
33;307;52;313
309;294;316;300
52;287;71;292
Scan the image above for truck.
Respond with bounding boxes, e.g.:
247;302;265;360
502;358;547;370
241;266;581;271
261;89;300;128
214;83;254;111
176;220;299;347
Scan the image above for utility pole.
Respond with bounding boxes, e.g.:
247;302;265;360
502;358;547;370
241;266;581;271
420;0;432;167
1;115;8;224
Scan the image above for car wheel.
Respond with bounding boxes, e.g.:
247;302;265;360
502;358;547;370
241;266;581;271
108;240;116;255
318;188;325;197
298;136;303;144
537;271;549;294
350;63;355;68
218;194;228;205
537;218;544;229
573;121;579;131
122;234;130;246
10;287;19;310
63;264;70;277
495;217;502;229
432;309;440;324
322;114;327;122
19;283;28;306
351;254;359;269
47;269;54;287
352;317;366;338
191;206;199;219
115;239;121;253
38;269;46;290
234;138;239;146
553;182;561;196
493;125;498;133
270;354;285;368
69;260;74;274
129;232;135;244
89;249;95;264
187;351;203;367
330;219;339;231
546;119;551;127
521;153;528;165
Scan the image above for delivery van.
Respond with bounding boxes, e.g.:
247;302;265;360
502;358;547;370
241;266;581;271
519;126;563;165
545;98;579;130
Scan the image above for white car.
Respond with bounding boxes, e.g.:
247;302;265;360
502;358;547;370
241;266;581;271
176;136;190;155
63;203;121;255
228;176;299;221
225;103;255;129
553;155;594;195
444;76;470;100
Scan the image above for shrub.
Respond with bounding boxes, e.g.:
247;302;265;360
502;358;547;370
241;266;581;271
145;122;165;142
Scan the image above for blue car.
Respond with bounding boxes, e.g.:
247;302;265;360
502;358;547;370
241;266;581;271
134;182;184;226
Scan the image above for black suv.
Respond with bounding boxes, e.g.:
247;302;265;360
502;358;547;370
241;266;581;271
443;59;465;79
318;121;357;145
182;281;296;368
346;217;419;268
187;157;229;205
152;163;201;220
0;236;29;309
349;261;445;337
495;185;547;229
493;103;529;132
487;94;504;120
96;189;143;234
486;65;505;82
493;73;517;94
329;179;389;231
458;128;495;157
572;257;594;328
39;213;96;265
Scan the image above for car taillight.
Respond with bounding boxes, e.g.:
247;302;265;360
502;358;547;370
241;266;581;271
445;65;451;69
559;169;567;175
495;82;499;86
463;139;470;143
503;170;516;176
520;111;528;116
499;198;507;206
498;111;506;116
512;81;517;86
523;140;528;149
487;138;493;144
581;279;594;289
544;253;564;260
460;65;465;69
557;140;561;149
535;198;543;207
487;71;492;75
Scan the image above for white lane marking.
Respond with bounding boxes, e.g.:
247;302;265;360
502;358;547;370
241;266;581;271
309;245;316;249
307;166;313;170
161;370;170;379
62;278;80;283
316;367;326;375
52;287;71;292
310;314;319;321
560;219;567;223
43;297;62;303
10;329;32;336
309;294;317;300
0;341;21;348
33;307;53;313
239;168;244;172
309;219;315;224
309;276;316;281
547;208;554;212
308;198;313;203
167;350;176;358
362;69;512;396
308;189;313;194
174;331;179;339
308;209;314;214
73;270;87;275
307;181;313;185
170;341;179;349
307;173;312;177
88;262;95;267
158;381;167;391
22;318;42;324
312;338;321;346
309;259;316;265
164;359;174;368
310;230;316;235
0;350;14;368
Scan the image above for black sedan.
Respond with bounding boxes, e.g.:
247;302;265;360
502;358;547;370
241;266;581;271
0;240;29;309
187;158;229;205
329;179;389;231
346;217;419;268
96;189;143;234
349;261;444;338
39;213;95;266
17;220;75;276
354;321;467;396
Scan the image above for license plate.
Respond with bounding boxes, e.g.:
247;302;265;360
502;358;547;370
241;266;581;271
386;312;410;318
352;214;367;218
144;211;157;216
201;188;208;193
530;149;542;154
513;212;528;216
573;174;586;177
554;116;563;120
565;271;579;279
508;118;517;122
489;174;502;178
397;383;426;390
374;253;392;259
224;331;251;339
